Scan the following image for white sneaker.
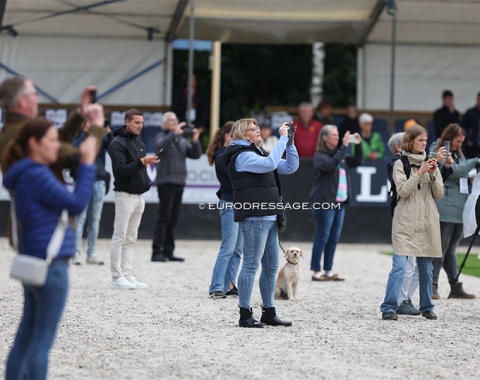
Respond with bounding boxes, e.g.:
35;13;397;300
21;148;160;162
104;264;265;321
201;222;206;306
72;253;82;265
86;255;104;265
127;276;148;289
112;277;136;290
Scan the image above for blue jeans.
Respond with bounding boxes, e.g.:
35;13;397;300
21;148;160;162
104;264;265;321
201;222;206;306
380;254;434;313
238;220;279;309
209;201;243;293
74;180;106;256
6;259;70;380
310;204;346;272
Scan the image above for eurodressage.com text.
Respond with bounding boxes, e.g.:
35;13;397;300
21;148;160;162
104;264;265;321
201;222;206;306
199;202;341;211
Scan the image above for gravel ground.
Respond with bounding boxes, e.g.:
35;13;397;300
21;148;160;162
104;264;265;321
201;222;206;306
1;237;480;380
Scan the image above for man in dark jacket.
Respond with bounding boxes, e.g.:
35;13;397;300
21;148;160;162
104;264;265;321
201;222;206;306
108;109;159;289
433;90;460;140
151;111;202;262
462;92;480;158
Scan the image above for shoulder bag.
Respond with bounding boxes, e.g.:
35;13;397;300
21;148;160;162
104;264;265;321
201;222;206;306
9;195;68;286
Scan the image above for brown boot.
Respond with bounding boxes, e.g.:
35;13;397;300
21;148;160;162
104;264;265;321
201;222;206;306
432;283;440;300
448;282;476;299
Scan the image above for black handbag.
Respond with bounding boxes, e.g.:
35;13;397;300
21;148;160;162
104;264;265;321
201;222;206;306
274;170;287;233
276;199;287;233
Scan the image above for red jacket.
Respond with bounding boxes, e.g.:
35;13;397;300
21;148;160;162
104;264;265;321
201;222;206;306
293;119;323;157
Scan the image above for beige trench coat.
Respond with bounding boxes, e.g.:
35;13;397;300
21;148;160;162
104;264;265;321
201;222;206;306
391;152;444;258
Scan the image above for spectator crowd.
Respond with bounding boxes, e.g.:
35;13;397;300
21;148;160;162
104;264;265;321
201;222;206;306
1;75;480;378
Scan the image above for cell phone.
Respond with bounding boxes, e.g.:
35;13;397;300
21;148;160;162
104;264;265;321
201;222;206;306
444;140;450;153
90;89;97;104
156;148;164;158
286;122;294;146
348;134;357;144
428;152;436;169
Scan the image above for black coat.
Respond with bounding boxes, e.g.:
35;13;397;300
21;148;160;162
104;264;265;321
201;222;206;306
108;127;151;194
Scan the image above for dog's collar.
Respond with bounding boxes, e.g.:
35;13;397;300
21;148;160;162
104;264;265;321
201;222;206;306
286;259;298;265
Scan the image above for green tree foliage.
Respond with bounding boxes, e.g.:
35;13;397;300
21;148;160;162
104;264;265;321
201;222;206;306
323;44;357;107
172;43;357;130
219;44;312;122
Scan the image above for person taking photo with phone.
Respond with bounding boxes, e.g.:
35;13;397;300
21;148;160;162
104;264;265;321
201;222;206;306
380;124;444;320
310;126;362;282
429;123;479;299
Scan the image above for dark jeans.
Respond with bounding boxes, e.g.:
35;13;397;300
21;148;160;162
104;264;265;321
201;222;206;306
310;204;346;272
152;184;184;257
432;221;462;284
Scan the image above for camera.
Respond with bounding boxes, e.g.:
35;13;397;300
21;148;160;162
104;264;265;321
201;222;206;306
182;124;195;140
285;122;294;146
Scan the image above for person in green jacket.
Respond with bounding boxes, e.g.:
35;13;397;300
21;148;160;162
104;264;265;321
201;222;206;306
359;113;385;160
430;123;479;299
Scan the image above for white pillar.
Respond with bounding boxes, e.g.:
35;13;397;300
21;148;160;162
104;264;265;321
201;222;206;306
311;42;325;107
209;41;221;140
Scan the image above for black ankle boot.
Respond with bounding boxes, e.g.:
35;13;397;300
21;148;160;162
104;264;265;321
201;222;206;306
448;282;476;299
260;307;292;327
239;308;264;328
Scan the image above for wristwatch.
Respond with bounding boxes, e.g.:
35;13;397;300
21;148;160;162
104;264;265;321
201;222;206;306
428;173;437;181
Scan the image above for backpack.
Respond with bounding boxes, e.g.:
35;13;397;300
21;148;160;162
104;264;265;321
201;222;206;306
387;155;411;216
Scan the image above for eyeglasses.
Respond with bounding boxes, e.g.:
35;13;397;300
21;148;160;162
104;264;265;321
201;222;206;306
22;91;39;98
247;126;260;132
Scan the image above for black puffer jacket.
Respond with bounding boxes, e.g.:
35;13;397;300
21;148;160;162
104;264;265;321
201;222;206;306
108;127;151;194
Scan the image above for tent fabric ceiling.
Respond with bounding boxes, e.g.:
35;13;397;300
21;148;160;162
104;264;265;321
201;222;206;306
1;0;479;46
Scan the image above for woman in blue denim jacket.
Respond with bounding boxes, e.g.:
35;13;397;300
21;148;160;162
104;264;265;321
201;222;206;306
206;121;243;299
3;117;97;380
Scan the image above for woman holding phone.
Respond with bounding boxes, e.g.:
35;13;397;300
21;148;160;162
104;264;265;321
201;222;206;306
430;123;479;299
380;124;444;320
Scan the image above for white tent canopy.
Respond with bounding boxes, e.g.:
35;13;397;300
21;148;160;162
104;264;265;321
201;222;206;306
1;0;480;112
2;0;480;46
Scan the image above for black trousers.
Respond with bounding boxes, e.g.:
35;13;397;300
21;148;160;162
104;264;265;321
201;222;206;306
152;184;184;257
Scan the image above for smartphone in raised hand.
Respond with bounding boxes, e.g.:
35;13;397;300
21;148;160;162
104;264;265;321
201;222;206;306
286;122;294;146
90;89;97;104
444;140;450;154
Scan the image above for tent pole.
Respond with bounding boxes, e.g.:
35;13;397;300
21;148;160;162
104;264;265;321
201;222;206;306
210;41;221;140
386;0;397;130
187;0;195;126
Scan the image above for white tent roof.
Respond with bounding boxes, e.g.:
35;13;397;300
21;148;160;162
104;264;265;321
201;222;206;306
2;0;480;46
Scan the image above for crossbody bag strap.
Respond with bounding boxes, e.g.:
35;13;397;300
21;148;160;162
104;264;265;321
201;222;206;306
10;193;68;265
273;169;282;196
10;193;19;253
45;209;68;265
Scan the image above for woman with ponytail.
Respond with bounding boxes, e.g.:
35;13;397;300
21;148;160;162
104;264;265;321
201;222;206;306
207;121;243;299
2;117;97;380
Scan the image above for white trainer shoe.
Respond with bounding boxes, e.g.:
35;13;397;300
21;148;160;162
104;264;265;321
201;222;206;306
86;255;104;265
127;276;148;289
112;277;136;290
72;253;82;265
